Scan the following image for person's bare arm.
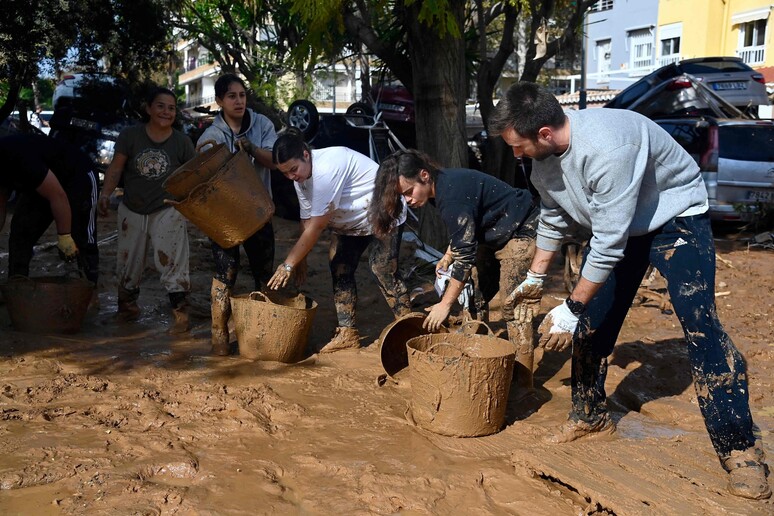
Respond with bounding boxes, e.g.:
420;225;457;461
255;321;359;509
36;171;71;234
99;152;128;216
267;213;333;290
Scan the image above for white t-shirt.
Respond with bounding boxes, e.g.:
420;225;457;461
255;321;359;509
295;146;406;236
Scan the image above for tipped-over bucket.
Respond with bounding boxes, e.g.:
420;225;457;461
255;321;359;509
163;141;231;199
406;333;516;437
378;312;447;378
167;150;275;248
0;275;94;334
230;291;317;362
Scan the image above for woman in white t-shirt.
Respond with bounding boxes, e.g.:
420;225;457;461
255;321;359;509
268;128;411;352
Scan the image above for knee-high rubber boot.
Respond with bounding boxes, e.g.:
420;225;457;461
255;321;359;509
507;320;534;389
169;291;190;334
117;286;140;321
211;279;232;355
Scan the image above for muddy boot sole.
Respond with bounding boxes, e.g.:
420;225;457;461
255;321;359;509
320;327;361;353
545;413;616;444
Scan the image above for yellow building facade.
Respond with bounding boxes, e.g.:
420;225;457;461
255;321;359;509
657;0;773;74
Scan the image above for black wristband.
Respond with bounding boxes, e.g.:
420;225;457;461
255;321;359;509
565;297;586;316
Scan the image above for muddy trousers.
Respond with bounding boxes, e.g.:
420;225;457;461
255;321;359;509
8;169;99;283
570;213;756;459
329;226;411;328
210;222;274;290
475;237;536;387
116;203;190;301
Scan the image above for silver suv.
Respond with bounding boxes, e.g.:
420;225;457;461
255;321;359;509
654;117;774;221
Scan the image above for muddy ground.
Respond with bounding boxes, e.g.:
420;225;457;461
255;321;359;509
0;207;772;515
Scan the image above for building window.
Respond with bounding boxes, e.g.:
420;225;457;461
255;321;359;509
589;0;613;12
738;19;767;64
660;37;681;65
628;28;654;71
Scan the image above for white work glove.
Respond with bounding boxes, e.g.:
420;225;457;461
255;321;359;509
504;270;545;323
57;233;79;262
537;301;579;352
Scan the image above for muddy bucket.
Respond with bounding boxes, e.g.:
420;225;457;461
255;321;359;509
406;333;516;437
163;140;231;199
378;312;447;378
166;149;275;249
230;291;317;362
0;275;94;334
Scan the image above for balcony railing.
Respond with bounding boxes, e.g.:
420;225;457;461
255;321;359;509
737;46;765;65
658;54;681;67
184;95;215;109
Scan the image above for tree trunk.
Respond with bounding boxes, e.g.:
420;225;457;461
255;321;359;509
403;2;468;251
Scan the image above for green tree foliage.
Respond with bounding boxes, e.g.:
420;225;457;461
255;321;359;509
0;0;172;121
173;0;313;108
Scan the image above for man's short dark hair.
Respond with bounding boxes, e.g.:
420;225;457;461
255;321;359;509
489;82;565;139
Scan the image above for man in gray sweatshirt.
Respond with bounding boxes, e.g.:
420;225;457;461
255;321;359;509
489;81;770;500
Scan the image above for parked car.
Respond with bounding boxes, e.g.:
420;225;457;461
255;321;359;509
53;73;121;109
605;57;768;116
49;74;139;182
654;116;774;221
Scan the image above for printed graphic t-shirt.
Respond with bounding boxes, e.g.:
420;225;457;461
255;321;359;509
116;124;195;214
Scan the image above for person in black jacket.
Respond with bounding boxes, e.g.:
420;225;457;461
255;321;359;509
368;149;540;386
0;133;98;285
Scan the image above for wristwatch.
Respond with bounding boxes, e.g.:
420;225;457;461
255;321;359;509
565;297;586;316
282;263;293;273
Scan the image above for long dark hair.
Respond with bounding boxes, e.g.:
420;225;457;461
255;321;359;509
272;127;310;164
368;149;440;237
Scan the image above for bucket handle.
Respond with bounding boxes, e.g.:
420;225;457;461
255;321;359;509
457;320;495;336
195;139;218;153
248;291;270;302
163;176;215;206
7;274;33;283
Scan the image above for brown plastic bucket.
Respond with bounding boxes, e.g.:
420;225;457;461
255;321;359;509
163;141;231;199
167;149;275;248
406;333;516;437
230;291;317;362
378;312;447;378
0;275;94;334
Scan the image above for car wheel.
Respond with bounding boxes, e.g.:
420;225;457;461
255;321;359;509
346;102;375;117
287;99;319;139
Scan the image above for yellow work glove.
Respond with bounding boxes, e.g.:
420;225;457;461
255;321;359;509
57;233;79;262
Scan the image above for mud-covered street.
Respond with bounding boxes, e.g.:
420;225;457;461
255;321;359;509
0;210;772;515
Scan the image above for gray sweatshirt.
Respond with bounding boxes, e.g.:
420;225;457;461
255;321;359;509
531;108;707;283
197;109;277;197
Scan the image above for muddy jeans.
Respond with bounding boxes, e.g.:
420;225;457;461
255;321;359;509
474;207;539;320
571;213;756;458
211;222;274;290
329;225;411;327
9;169;99;283
116;203;190;297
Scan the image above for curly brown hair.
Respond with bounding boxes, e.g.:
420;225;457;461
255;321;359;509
368;149;440;237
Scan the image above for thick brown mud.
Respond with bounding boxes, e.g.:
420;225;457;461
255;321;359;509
0;211;772;514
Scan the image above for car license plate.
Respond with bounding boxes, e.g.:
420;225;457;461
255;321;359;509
712;81;747;91
70;117;99;131
748;190;773;202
